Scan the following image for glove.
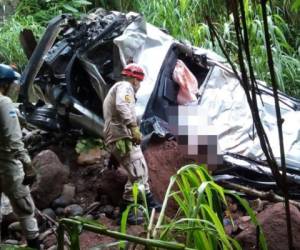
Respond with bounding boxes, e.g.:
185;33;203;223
22;161;37;186
130;126;142;145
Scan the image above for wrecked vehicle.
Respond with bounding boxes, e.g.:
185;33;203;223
19;9;300;196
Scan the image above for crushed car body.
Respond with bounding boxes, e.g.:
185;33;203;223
19;9;300;197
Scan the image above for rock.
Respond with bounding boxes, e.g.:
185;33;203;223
43;233;57;249
51;184;75;209
52;196;68;209
8;221;22;240
38;208;57;231
61;183;76;202
77;148;103;165
239;216;251;223
31;150;70;209
236;202;300;250
8;221;21;232
64;204;84;217
99;205;115;219
55;207;65;216
84;214;94;220
4;239;20;245
42;208;56;220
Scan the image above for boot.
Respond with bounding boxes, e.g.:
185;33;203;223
27;237;41;250
146;193;162;212
118;200;144;225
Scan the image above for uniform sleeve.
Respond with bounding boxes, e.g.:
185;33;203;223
0;98;31;165
115;82;137;126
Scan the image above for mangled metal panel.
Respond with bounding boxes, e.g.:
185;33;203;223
114;15;174;119
19;9;300;194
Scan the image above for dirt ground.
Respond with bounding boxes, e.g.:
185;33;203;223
144;139;217;214
47;140;300;250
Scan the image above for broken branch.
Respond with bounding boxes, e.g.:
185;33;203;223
222;181;300;210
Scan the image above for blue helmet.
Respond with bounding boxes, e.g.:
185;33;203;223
0;64;20;85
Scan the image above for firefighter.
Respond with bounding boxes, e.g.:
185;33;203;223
0;64;40;249
103;63;161;225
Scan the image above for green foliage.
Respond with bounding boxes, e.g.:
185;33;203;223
1;0;299;96
75;137;104;153
243;3;300;96
120;164;267;250
125;0;224;48
120;0;300;98
0;0;92;68
0;15;43;68
152;164;267;249
292;0;300;11
15;0;92;24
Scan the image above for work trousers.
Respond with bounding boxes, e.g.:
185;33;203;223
0;160;39;240
108;144;150;201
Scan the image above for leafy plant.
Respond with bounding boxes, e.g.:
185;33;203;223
75;137;105;153
154;164;267;249
120;164;267;250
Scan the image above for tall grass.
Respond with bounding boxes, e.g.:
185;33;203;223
121;164;267;249
0;15;43;68
0;0;92;68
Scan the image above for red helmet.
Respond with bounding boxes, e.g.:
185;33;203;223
121;63;145;81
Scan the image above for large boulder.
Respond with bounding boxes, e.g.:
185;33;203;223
31;150;70;209
236;202;300;250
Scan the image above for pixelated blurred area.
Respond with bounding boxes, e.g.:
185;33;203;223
167;106;223;169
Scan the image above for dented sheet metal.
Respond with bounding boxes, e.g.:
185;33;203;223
19;9;300;194
198;64;300;169
114;17;174;118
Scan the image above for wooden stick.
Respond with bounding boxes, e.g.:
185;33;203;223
222;181;300;210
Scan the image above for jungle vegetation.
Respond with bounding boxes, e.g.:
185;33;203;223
0;0;299;249
0;0;299;97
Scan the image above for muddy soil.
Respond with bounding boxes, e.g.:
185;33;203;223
144;139;214;213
